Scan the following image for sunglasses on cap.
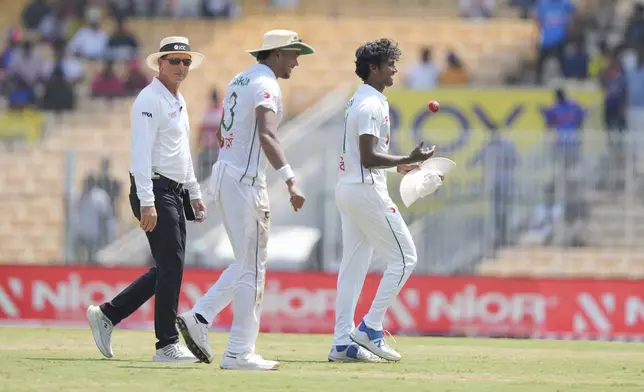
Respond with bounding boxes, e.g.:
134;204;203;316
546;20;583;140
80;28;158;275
164;57;192;66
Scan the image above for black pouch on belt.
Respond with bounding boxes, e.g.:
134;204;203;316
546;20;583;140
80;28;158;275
182;190;196;221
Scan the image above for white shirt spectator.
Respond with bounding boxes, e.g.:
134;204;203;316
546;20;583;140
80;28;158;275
406;61;439;90
38;13;71;42
216;63;283;187
75;186;114;244
130;77;202;206
460;0;495;18
337;83;391;199
42;56;84;83
67;25;108;60
7;45;43;86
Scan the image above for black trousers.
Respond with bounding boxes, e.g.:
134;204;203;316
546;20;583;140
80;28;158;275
536;42;565;85
100;177;187;350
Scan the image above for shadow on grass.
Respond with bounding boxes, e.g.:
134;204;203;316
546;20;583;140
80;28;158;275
25;357;137;363
118;365;202;370
277;359;332;364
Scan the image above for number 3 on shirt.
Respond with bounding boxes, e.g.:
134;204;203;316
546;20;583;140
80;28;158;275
222;92;238;132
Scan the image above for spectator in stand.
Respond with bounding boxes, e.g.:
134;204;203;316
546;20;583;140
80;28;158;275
566;0;597;46
6;76;36;108
542;88;587;171
405;47;438;90
201;0;240;19
510;0;536;19
561;39;589;80
108;0;136;22
439;52;469;86
600;50;627;190
21;0;51;31
42;41;85;85
601;50;627;135
460;0;495;19
41;65;76;114
122;58;149;96
588;40;610;80
0;28;24;87
535;0;577;85
73;175;115;263
38;5;73;45
6;39;43;91
624;3;644;50
0;76;44;146
626;49;644;157
67;7;108;61
468;127;519;248
142;0;162;18
197;88;223;181
107;20;139;62
94;157;122;216
91;60;124;99
588;0;615;35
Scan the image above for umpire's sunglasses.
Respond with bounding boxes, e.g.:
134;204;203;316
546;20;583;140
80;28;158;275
164;57;192;66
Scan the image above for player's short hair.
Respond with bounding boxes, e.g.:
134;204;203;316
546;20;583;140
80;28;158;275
256;50;272;61
354;38;401;82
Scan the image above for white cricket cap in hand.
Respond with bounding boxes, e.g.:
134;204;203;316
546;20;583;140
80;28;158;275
399;157;456;208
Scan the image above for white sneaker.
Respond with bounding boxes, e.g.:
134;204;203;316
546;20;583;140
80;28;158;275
176;311;214;364
153;343;199;363
220;352;279;370
328;344;384;362
350;320;402;362
86;305;114;359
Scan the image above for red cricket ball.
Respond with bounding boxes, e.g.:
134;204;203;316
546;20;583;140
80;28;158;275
428;100;440;113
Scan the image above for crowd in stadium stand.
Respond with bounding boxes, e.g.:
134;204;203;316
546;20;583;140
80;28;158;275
2;0;644;261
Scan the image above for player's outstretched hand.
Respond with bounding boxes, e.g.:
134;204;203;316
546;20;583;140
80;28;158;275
408;141;435;163
287;183;305;212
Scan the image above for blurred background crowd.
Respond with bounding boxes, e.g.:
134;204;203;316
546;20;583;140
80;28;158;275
1;0;643;282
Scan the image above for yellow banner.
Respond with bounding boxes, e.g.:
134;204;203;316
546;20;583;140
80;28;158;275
384;88;603;212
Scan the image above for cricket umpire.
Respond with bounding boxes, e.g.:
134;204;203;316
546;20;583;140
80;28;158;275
86;36;207;362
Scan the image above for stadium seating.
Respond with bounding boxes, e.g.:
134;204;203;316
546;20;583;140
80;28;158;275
477;191;644;279
478;247;644;278
1;0;640;267
0;5;539;262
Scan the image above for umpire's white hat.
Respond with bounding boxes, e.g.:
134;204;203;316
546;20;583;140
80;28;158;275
146;36;204;72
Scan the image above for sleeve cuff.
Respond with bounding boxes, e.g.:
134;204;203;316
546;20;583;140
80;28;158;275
188;186;202;200
140;199;155;207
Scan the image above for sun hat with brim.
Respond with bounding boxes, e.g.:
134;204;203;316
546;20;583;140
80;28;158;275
246;29;315;58
145;36;204;72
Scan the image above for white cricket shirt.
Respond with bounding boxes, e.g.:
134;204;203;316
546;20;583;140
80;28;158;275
337;83;391;196
130;77;202;207
217;63;283;187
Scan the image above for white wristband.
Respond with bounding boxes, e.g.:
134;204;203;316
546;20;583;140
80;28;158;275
277;164;295;182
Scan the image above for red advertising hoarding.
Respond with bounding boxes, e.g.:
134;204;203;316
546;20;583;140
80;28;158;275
1;265;643;340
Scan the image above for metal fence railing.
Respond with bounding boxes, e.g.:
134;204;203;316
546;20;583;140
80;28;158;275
320;129;644;276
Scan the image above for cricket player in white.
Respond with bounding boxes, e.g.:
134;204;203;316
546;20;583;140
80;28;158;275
176;30;315;370
329;38;436;362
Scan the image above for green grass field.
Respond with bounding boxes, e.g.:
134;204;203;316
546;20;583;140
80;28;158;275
1;327;643;392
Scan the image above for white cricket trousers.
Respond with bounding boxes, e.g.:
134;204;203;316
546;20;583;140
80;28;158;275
192;161;270;355
333;183;418;346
